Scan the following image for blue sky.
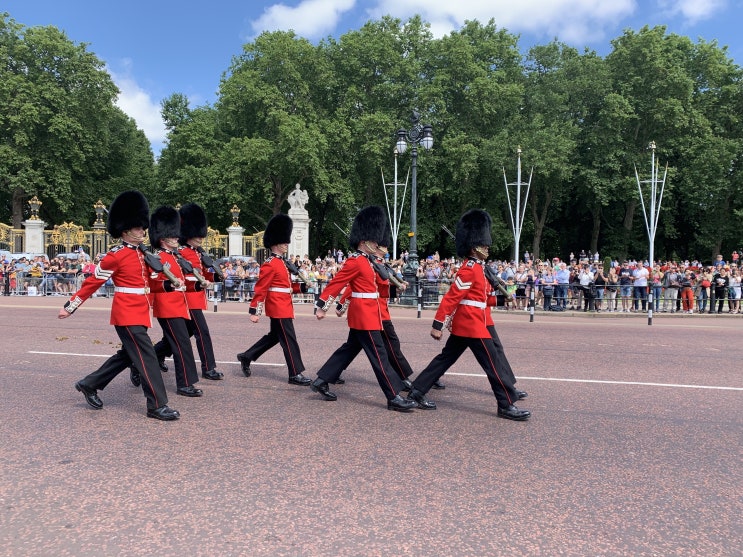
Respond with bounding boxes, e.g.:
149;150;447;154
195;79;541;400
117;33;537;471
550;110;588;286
5;0;742;156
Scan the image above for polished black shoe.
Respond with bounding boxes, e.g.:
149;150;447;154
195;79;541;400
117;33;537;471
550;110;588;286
515;390;528;400
129;367;141;387
335;376;346;385
288;373;312;386
177;385;203;397
432;380;446;390
158;358;168;372
497;405;531;421
401;379;413;392
407;388;436;410
387;395;416;412
236;352;252;377
75;381;103;410
146;405;180;421
310;378;337;401
202;369;224;380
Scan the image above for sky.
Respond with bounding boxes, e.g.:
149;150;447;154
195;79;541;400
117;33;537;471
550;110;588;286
4;0;743;157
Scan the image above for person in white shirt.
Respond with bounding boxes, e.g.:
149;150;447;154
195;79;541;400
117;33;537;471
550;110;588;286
632;263;649;311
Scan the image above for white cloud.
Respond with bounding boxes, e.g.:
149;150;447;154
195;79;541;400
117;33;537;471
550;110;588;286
109;67;167;157
365;0;637;43
250;0;356;39
658;0;727;24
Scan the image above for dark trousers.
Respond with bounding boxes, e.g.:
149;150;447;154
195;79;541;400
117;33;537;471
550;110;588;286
318;328;404;400
317;320;413;382
413;333;519;409
79;325;169;410
242;317;305;377
157;317;199;389
154;309;216;373
486;325;517;385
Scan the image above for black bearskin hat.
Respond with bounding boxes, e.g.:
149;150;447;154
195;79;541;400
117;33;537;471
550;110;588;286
179;203;208;243
149;206;181;248
263;213;293;248
455;209;492;258
349;206;386;250
107;190;149;239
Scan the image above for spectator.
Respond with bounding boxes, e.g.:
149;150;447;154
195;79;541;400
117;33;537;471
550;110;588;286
681;269;696;314
593;266;606;312
605;267;619;312
632;262;649;312
728;268;741;313
662;264;681;313
650;264;663;312
713;267;729;313
618;261;633;313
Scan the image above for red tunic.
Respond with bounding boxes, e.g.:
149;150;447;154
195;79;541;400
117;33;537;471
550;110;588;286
150;250;190;319
249;255;295;319
433;258;490;338
318;253;383;330
179;245;209;311
65;243;154;327
336;257;391;320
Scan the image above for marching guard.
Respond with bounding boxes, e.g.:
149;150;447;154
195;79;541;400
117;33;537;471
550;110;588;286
310;206;417;412
61;191;180;421
148;206;203;397
407;209;531;421
236;213;311;386
150;203;224;382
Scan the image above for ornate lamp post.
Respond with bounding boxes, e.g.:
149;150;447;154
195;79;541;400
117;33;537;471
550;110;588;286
93;200;106;227
230;204;241;227
396;111;433;281
28;196;42;220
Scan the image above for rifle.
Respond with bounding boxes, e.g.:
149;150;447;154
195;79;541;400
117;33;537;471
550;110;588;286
138;244;183;289
175;251;209;289
195;246;224;282
284;258;312;287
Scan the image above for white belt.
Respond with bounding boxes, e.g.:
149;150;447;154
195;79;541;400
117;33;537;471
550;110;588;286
269;287;292;294
114;287;150;295
459;299;486;309
352;292;379;299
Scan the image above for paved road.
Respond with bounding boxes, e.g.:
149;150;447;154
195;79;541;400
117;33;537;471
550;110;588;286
1;297;741;556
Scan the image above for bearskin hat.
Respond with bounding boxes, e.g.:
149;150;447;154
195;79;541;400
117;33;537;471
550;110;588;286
263;213;293;248
349;205;386;250
455;209;492;257
179;203;208;243
149;206;181;249
107;190;150;239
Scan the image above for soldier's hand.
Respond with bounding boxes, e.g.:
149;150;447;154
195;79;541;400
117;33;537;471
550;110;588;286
430;328;442;341
316;308;326;320
58;308;71;319
249;314;260;323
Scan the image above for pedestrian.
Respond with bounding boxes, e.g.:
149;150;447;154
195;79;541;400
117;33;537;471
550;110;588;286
406;209;530;421
310;206;416;412
236;214;311;386
61;190;179;421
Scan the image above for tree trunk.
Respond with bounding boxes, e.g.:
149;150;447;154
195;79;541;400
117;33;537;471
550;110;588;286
12;187;27;228
590;207;601;254
530;190;552;261
621;198;637;261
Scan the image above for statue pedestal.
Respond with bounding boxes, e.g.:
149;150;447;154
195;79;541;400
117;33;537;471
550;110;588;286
288;209;310;260
227;225;244;256
23;219;46;254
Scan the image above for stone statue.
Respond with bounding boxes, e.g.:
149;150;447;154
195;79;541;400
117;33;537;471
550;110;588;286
288;184;308;211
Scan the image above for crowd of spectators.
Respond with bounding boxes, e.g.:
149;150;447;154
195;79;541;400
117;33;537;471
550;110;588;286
4;245;743;315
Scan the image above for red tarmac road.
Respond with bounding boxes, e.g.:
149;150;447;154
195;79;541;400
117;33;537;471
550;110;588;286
0;296;741;556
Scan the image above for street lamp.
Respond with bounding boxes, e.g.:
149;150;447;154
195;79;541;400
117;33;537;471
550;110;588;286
230;204;241;227
396;111;433;273
93;199;106;227
28;196;42;220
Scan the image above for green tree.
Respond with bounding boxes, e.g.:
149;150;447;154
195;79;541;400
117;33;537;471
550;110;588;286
0;14;154;226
